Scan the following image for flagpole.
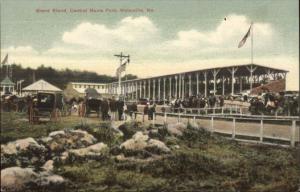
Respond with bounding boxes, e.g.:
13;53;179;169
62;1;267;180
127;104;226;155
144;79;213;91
251;22;253;64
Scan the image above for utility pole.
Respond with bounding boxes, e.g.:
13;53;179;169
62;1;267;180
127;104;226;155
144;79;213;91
114;52;130;97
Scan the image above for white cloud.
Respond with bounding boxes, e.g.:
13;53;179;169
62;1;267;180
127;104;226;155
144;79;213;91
62;16;158;50
1;15;298;90
164;14;273;51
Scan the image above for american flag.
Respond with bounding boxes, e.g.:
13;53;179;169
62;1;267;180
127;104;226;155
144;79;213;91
238;24;252;48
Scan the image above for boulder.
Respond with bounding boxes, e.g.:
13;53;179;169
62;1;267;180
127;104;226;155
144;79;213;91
38;172;65;188
120;132;170;156
68;142;108;159
1;138;45;155
167;123;187;136
44;129;97;153
1;167;65;192
42;160;54;172
1;138;47;168
1;167;38;191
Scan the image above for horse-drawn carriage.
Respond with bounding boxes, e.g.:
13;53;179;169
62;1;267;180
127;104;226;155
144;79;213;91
28;92;64;123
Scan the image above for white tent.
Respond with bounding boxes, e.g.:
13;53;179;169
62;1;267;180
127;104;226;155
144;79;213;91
22;79;62;93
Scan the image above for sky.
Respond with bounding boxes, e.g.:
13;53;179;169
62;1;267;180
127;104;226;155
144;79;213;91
1;0;299;90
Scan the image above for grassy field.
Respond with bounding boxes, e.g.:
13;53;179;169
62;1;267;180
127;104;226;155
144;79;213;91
1;112;300;192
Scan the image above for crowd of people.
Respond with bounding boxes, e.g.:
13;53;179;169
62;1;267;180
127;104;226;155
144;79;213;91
1;90;299;120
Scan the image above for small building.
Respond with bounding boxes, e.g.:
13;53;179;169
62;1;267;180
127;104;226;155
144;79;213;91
63;82;108;100
22;79;62;95
0;76;15;95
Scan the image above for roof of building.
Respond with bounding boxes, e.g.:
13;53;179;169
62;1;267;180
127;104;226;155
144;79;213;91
22;79;62;92
109;63;288;84
1;76;15;86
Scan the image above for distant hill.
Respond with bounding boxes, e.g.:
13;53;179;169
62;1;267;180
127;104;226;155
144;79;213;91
0;64;137;90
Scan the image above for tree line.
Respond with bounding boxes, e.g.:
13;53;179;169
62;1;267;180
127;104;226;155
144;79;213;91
1;64;138;90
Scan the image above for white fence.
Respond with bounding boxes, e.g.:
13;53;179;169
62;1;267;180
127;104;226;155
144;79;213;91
135;112;300;147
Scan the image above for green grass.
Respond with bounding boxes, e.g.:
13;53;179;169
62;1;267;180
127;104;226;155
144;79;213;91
0;112;99;144
1;112;300;192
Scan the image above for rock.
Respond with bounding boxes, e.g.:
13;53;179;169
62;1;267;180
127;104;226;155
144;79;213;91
38;172;65;188
1;138;47;168
147;139;171;153
120;132;170;156
1;167;38;191
68;142;108;159
42;160;54;172
69;130;97;145
167;123;187;136
120;132;149;151
45;129;97;153
1;167;65;191
49;130;65;137
1;138;45;155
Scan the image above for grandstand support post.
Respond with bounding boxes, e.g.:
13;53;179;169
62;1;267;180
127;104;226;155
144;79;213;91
135;82;137;100
188;74;192;97
260;120;264;143
175;75;178;99
179;74;182;99
148;79;151;99
246;65;257;91
291;120;296;147
139;81;142;99
211;69;220;96
222;76;225;95
204;71;207;97
158;78;161;101
228;67;238;95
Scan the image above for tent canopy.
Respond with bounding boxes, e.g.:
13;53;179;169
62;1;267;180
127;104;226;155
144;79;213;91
22;79;62;92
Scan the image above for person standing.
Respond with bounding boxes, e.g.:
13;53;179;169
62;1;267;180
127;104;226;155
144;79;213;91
101;98;109;121
117;98;125;121
109;96;117;121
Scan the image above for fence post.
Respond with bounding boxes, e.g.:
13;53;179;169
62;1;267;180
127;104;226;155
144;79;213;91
232;118;236;139
211;117;214;133
260;119;264;143
142;112;145;122
152;112;155;125
193;116;196;124
164;112;167;124
205;108;208;115
290;120;296;147
221;107;224;115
